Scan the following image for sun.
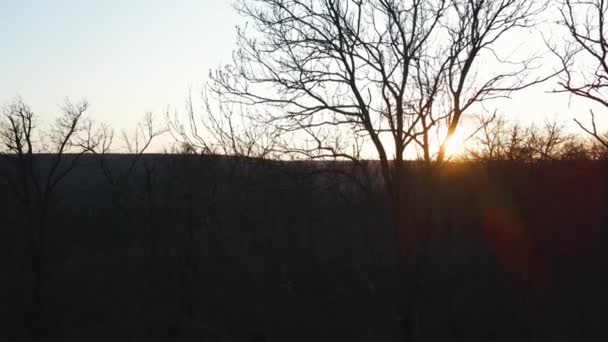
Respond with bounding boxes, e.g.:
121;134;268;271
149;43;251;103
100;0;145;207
444;129;467;159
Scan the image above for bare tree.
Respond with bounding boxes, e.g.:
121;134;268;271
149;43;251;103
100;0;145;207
211;1;553;340
575;110;608;148
528;120;571;159
434;0;554;161
552;0;608;147
0;96;97;340
168;90;280;159
465;113;598;161
213;0;552;198
94;112;166;187
465;112;507;160
559;138;594;160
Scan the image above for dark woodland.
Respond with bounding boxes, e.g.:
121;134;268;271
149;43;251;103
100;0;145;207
4;0;608;341
1;154;607;341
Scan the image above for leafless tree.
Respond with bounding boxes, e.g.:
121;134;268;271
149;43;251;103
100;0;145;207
92;112;166;187
465;113;600;161
434;0;555;161
211;1;553;339
86;112;168;258
551;0;608;148
575;110;608;148
213;0;552;200
0;96;98;340
465;112;507;160
559;138;594;160
168;89;280;159
519;120;570;160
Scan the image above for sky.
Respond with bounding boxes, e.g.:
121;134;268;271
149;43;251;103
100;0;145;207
0;0;239;134
0;0;606;152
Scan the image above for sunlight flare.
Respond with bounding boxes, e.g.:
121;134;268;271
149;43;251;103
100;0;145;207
443;129;467;159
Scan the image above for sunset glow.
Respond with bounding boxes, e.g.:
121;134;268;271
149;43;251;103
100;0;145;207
443;129;468;159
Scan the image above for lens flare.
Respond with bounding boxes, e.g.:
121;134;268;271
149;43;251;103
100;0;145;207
444;129;467;158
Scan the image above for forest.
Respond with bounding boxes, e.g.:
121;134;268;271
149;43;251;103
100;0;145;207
2;0;608;341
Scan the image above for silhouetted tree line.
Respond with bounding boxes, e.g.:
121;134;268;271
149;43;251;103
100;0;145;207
3;0;608;341
1;95;607;342
463;113;608;161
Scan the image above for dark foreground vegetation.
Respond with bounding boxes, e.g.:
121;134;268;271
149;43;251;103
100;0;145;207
1;155;607;342
4;0;608;340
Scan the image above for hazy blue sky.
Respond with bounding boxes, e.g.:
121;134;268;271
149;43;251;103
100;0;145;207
1;0;239;130
0;0;605;147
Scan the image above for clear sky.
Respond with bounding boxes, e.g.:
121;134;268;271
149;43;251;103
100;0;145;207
0;0;605;148
1;0;239;131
